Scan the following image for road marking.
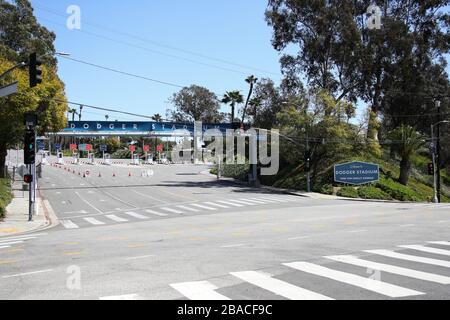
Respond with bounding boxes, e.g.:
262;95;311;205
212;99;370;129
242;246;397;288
0;240;27;246
0;246;11;249
348;229;367;233
284;262;424;298
170;281;231;300
0;260;17;265
160;207;184;214
204;202;230;209
428;241;450;246
145;209;168;217
217;200;243;207
0;233;47;242
326;255;450;284
2;269;54;279
221;244;246;248
128;244;146;248
257;197;285;203
99;294;142;300
75;191;103;214
365;250;450;268
287;236;310;241
231;271;334;300
64;252;83;256
125;255;155;261
250;197;278;203
176;205;199;212
228;199;256;206
398;245;450;256
105;215;129;223
60;220;79;229
438;220;450;223
124;212;149;220
84;217;105;225
238;198;266;204
267;196;295;202
190;204;217;211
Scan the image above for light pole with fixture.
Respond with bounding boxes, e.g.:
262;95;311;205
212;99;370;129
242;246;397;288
431;119;449;203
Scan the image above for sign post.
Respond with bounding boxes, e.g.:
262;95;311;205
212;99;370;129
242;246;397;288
334;161;380;185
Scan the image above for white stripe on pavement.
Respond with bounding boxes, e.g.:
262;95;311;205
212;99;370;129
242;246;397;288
238;198;266;204
284;262;424;298
0;237;37;243
0;241;24;246
204;202;230;209
257;197;285;203
428;241;450;246
83;217;105;226
160;207;184;214
398;245;450;256
231;271;334;300
190;204;217;211
60;220;79;229
99;294;142;300
170;281;230;300
124;212;149;220
250;198;279;203
228;199;257;206
217;200;243;207
0;246;11;249
0;233;47;242
105;215;129;223
177;205;200;212
326;255;450;284
2;269;54;279
145;209;168;217
125;255;155;261
366;250;450;268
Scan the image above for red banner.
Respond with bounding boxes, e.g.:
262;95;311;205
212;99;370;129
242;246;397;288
85;144;93;152
156;144;164;152
70;144;77;151
143;145;150;152
129;145;136;152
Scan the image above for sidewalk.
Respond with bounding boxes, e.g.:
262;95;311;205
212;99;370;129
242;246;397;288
0;179;57;237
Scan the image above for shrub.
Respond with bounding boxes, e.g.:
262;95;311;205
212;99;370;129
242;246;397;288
0;179;12;220
376;178;421;201
320;184;334;195
337;187;358;198
357;186;392;200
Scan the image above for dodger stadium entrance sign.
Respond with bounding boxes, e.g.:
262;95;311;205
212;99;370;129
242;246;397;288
334;161;380;185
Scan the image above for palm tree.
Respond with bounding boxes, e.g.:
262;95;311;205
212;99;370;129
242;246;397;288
241;75;258;123
105;115;109;121
152;114;163;122
248;98;261;118
222;91;244;123
68;108;78;122
78;105;83;121
388;125;425;186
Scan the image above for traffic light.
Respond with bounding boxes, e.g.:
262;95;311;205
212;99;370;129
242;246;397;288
24;129;36;165
428;163;434;176
304;149;311;172
23;174;33;184
29;52;42;88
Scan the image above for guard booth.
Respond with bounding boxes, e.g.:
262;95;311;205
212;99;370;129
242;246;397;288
87;153;95;165
57;152;64;165
72;152;79;165
103;153;111;165
131;154;140;166
41;151;49;165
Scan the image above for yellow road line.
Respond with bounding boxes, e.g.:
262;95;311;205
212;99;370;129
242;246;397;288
0;260;17;265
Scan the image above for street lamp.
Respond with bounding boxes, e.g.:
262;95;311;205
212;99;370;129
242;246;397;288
431;120;449;203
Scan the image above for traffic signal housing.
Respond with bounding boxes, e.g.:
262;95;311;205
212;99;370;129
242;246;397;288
304;149;312;172
428;163;434;176
24;129;36;165
29;52;42;88
24;174;33;184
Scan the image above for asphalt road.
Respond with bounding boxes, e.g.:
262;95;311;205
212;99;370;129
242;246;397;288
1;156;449;300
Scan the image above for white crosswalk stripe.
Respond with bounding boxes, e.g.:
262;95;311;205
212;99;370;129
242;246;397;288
217;200;243;207
190;203;217;211
124;212;149;220
326;255;450;284
204;202;230;209
145;209;168;217
428;241;450;246
366;250;450;268
105;215;129;223
160;207;184;214
0;241;23;246
170;281;230;300
0;236;39;243
99;294;143;300
284;262;424;298
398;245;450;256
83;217;105;225
228;199;257;206
231;271;334;300
238;198;267;204
177;205;200;212
250;198;279;203
257;197;285;203
60;220;79;229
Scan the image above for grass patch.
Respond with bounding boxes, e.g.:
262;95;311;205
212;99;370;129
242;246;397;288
0;179;12;220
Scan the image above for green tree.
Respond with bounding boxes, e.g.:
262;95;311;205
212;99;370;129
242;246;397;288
170;85;222;122
388;125;425;186
241;75;258;123
152;113;163;122
222;91;244;123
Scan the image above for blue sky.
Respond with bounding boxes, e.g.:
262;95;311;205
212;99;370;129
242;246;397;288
30;1;449;123
31;0;283;121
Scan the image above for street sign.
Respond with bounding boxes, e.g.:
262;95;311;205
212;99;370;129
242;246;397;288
37;143;45;151
54;143;61;150
79;144;93;152
0;81;18;98
334;161;380;185
129;145;136;152
99;145;107;152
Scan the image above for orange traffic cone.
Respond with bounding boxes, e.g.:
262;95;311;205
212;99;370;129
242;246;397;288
129;172;132;177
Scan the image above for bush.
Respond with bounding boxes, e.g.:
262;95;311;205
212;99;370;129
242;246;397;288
0;179;12;220
357;186;392;200
337;187;358;198
222;163;250;181
376;178;421;201
320;184;334;195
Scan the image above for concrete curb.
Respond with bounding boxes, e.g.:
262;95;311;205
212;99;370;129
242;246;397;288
200;169;432;204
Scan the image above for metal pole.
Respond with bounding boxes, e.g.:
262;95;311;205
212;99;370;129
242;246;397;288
436;101;442;203
28;164;32;221
306;134;311;193
431;124;438;203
